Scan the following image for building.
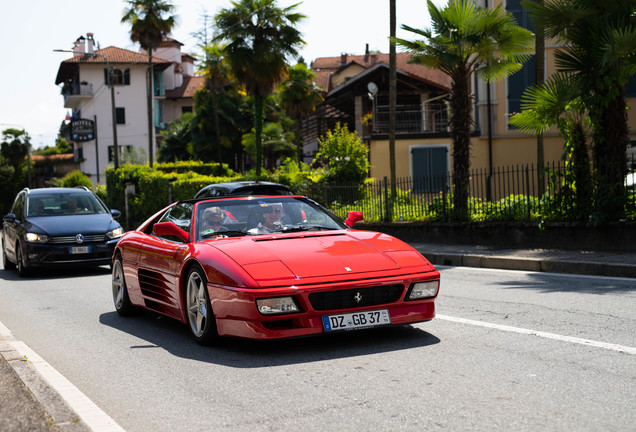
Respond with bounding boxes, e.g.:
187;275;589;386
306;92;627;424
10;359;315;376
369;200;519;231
55;33;204;185
308;0;636;194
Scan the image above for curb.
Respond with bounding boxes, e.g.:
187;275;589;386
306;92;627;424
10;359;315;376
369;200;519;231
422;253;636;278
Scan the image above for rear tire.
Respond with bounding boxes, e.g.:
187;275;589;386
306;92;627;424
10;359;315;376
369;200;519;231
2;241;16;271
112;255;135;316
185;265;219;345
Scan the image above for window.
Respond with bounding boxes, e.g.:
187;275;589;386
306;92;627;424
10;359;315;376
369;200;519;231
506;0;535;129
181;106;193;114
116;108;125;125
104;68;130;85
108;145;132;162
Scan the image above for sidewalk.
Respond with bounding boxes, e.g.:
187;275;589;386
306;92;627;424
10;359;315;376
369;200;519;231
411;243;636;278
1;244;635;432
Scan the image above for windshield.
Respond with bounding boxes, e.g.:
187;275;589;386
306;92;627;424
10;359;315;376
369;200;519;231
27;193;108;217
194;196;347;241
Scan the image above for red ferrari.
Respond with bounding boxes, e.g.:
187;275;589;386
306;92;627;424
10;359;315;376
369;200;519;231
111;195;440;345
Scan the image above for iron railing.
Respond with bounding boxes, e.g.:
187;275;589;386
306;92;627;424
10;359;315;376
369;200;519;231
301;159;636;222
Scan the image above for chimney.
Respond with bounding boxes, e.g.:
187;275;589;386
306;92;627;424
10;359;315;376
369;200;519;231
73;36;86;55
364;44;369;63
86;33;94;54
340;53;347;64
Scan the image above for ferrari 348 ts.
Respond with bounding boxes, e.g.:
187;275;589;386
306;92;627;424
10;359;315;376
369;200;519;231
112;195;440;345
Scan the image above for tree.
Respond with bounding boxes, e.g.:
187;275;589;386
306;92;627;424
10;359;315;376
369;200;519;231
158;112;194;162
510;72;592;219
122;0;176;168
314;123;369;184
276;62;324;167
214;0;305;176
389;0;397;204
1;128;29;207
395;0;534;218
522;0;636;222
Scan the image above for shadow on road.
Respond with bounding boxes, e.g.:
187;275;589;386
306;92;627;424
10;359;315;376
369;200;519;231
99;310;441;368
0;265;110;282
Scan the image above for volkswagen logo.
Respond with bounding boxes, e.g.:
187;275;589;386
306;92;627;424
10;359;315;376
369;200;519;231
354;292;362;304
75;234;84;244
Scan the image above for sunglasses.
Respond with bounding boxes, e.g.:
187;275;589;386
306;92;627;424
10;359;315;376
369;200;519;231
264;208;282;214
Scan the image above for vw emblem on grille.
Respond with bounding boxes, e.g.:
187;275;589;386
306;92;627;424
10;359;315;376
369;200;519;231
75;234;84;244
354;292;362;304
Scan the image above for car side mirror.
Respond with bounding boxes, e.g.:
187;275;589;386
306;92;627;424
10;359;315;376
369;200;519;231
111;209;121;219
345;211;364;228
3;213;16;223
153;222;190;243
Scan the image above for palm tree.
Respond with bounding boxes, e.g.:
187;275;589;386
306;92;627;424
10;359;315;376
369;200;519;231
394;0;534;218
201;44;232;163
510;73;592;219
122;0;176;168
276;62;324;167
214;0;305;176
522;0;636;222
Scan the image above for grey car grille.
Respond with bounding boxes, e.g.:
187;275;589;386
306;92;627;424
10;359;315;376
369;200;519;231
47;234;107;244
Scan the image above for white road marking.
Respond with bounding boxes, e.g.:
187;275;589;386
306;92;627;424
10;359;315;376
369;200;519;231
0;320;126;432
437;314;636;355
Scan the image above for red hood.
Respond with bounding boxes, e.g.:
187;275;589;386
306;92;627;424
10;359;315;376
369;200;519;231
206;231;433;282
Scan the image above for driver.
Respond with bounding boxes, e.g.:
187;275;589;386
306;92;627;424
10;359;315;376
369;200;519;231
201;207;228;235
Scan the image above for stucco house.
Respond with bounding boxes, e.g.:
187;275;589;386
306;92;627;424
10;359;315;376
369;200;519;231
55;33;204;185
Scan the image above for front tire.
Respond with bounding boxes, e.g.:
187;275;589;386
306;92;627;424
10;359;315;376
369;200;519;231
185;265;219;345
16;242;29;277
112;255;135;316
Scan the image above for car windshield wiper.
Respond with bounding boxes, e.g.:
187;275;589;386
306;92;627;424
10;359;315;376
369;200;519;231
201;230;246;239
281;224;336;233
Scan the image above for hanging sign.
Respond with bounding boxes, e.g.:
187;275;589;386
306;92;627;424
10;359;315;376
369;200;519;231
70;119;95;141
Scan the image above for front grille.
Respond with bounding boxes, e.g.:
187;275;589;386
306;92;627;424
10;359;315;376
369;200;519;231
48;234;107;244
308;284;404;311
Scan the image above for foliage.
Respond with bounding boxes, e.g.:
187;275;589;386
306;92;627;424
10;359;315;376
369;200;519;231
158;112;194;162
58;170;93;188
394;0;535;213
314;123;369;184
0;128;29;211
213;0;306;175
36;137;73;156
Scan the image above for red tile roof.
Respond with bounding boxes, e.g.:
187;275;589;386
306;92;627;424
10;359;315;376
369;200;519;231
311;52;450;92
165;76;205;98
55;47;172;84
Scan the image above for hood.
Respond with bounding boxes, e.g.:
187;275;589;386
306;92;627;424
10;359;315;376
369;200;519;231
27;214;118;236
209;231;433;282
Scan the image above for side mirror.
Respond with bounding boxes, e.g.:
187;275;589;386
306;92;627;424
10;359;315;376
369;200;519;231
153;222;190;243
111;209;121;219
3;213;16;223
345;211;364;228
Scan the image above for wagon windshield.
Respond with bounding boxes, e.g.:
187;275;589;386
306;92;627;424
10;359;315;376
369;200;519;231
195;196;347;241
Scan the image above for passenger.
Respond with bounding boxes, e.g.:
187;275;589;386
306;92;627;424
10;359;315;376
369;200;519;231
201;207;228;234
248;203;284;234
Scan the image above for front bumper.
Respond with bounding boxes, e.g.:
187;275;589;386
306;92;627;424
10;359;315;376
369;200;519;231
208;274;439;339
23;239;120;268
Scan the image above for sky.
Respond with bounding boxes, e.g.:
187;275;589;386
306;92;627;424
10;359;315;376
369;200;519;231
0;0;446;150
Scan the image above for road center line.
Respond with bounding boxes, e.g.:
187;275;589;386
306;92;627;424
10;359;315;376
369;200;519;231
436;314;636;355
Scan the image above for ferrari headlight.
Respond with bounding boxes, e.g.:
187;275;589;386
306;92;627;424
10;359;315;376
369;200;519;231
107;227;124;239
257;296;300;315
406;280;439;300
25;232;49;243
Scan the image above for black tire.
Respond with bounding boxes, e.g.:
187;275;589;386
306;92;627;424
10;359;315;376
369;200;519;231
185;265;219;345
112;254;135;316
2;241;16;271
16;242;29;277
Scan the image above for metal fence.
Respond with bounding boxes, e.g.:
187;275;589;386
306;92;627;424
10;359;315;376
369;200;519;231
302;159;636;222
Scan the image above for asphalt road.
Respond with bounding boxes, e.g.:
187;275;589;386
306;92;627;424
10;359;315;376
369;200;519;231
0;264;635;431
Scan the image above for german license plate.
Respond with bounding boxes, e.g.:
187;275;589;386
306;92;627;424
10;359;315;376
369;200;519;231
69;246;91;254
322;309;391;332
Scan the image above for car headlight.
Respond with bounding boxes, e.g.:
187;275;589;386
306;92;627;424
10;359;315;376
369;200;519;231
25;232;49;243
406;280;439;300
256;296;300;315
107;227;124;239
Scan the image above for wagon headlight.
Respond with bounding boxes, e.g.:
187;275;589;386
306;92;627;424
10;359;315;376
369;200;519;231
257;296;300;315
25;232;49;243
406;280;439;300
107;227;124;239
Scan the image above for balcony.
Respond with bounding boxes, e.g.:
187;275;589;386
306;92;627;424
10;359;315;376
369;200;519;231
62;83;93;108
368;103;449;136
